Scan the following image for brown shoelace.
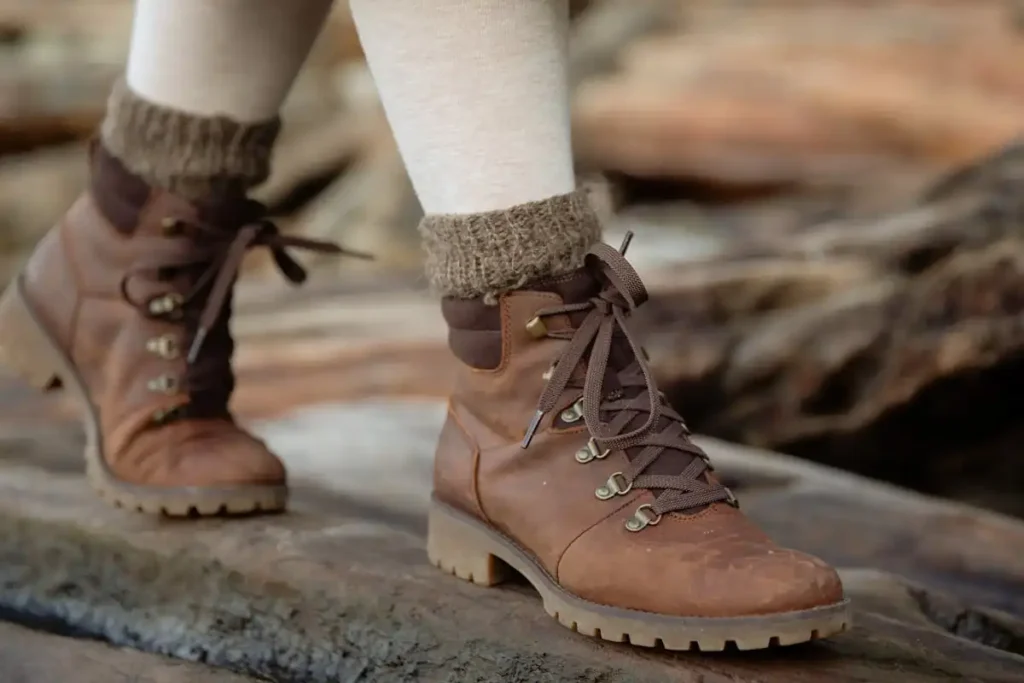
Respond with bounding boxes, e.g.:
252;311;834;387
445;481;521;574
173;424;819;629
521;235;735;516
121;206;367;419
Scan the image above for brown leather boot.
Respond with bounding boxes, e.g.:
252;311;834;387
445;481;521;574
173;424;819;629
428;236;850;651
0;144;343;515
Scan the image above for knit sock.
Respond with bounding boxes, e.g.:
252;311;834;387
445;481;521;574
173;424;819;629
101;81;282;200
419;189;601;300
102;0;333;200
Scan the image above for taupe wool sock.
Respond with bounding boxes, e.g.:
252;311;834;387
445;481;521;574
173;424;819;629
419;189;602;301
100;80;281;200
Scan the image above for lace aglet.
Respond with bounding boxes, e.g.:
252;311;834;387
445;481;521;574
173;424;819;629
187;327;208;365
521;410;545;449
343;247;375;261
618;231;634;256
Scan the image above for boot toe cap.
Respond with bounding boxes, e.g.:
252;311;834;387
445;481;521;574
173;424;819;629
110;419;287;489
558;503;845;618
698;547;845;616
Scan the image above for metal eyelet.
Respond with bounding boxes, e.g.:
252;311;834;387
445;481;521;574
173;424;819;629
152;404;186;425
148;293;184;317
560;397;584;424
595;472;631;500
525;316;548;339
541;365;554;381
625;504;662;532
160;217;182;236
146;374;178;395
145;334;180;360
575;437;609;464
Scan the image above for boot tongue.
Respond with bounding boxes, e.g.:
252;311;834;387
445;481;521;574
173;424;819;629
531;268;634;391
192;189;262;228
534;269;602;305
536;268;708;495
532;269;634;372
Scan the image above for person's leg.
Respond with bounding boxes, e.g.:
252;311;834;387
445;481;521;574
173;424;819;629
350;0;594;300
352;0;850;650
0;0;335;516
351;0;575;215
108;0;334;199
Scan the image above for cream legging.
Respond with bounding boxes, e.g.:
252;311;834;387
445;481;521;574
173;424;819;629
125;0;576;215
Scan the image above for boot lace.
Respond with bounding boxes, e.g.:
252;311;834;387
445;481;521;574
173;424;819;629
521;234;736;525
120;202;367;423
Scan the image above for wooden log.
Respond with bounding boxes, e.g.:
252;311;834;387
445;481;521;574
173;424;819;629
0;621;259;683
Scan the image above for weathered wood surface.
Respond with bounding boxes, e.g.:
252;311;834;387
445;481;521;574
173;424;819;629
0;407;1023;683
0;621;261;683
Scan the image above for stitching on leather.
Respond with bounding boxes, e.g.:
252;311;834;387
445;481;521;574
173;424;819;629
469;290;562;376
554;487;643;582
548;424;588;436
76;193;153;298
468;299;511;376
59;215;86;291
57;218;85;356
667;502;727;524
447;401;490;523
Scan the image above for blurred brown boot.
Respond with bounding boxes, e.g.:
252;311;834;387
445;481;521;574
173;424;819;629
423;191;850;650
0;84;345;515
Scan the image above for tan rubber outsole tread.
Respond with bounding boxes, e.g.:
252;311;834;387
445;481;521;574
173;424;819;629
428;498;851;651
0;275;287;517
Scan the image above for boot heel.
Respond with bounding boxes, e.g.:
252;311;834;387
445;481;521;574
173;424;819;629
0;277;63;392
428;501;512;587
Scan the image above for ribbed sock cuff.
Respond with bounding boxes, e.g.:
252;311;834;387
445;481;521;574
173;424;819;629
419;189;602;300
100;79;281;200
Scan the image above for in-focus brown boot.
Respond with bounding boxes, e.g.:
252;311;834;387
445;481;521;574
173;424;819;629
424;194;849;651
0;143;342;515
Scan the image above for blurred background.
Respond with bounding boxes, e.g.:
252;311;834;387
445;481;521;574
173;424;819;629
1;0;1023;517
